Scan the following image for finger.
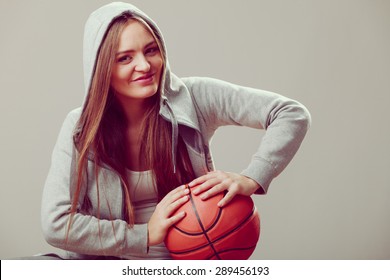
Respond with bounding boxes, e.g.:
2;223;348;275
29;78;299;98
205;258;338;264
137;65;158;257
166;195;189;216
188;171;219;188
217;190;236;208
199;182;227;200
188;176;208;188
160;185;188;206
192;178;220;195
167;187;189;205
166;211;186;227
164;185;186;199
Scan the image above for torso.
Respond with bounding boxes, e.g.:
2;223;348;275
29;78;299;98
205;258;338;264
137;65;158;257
125;124;147;171
125;169;171;259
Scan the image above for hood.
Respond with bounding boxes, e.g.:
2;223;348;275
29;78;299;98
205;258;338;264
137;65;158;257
83;2;202;173
83;2;166;96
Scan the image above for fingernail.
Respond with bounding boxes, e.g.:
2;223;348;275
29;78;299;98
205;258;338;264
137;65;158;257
200;194;207;200
184;188;189;194
192;189;198;195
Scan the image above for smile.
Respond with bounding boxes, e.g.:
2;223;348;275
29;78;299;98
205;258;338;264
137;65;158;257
132;73;155;83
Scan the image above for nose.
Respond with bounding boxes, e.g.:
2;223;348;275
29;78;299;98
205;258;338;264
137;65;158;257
134;54;151;72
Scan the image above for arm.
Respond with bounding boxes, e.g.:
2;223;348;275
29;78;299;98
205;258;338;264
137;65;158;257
41;109;148;257
184;77;311;204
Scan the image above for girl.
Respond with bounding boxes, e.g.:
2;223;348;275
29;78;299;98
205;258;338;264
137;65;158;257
41;2;311;259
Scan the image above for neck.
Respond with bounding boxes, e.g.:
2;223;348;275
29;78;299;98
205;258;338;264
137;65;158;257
116;95;155;127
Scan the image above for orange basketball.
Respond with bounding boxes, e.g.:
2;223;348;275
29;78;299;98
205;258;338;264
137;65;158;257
164;185;260;260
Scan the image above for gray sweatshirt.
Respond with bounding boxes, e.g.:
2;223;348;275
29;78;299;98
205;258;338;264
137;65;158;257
41;2;311;259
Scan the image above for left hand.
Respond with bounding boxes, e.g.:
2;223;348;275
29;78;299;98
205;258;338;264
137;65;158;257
188;170;261;207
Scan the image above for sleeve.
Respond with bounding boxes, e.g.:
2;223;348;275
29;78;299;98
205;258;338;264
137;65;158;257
183;77;311;194
40;108;148;257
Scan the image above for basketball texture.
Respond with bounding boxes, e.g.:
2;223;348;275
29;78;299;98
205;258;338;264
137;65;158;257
164;185;260;260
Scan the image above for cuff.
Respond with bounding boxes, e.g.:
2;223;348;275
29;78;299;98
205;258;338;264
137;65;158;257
240;157;277;194
124;223;149;255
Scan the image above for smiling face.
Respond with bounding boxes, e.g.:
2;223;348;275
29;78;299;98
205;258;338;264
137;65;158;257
110;19;163;104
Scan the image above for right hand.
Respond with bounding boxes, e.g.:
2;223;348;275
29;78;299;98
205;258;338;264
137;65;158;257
147;185;189;246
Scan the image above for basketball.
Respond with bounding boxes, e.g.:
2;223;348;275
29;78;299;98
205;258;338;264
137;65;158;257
164;185;260;260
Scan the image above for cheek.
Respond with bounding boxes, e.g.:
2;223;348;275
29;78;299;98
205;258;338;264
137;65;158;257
111;67;133;85
154;58;164;77
149;53;162;69
157;58;163;72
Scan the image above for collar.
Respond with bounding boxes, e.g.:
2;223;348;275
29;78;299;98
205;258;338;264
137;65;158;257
159;72;202;173
159;72;201;133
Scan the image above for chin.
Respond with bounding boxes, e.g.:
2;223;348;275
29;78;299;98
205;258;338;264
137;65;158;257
130;85;159;99
114;84;160;101
139;86;158;98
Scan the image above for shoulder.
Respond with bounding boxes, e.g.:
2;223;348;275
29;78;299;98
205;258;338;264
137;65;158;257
180;76;235;108
61;107;82;130
66;107;82;122
55;107;82;147
181;76;231;93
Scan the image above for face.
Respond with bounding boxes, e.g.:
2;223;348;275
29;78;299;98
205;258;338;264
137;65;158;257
111;20;163;103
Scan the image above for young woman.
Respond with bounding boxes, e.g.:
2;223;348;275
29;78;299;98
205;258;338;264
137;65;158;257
41;2;311;259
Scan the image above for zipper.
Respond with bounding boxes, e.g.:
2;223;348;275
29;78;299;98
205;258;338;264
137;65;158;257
203;144;211;172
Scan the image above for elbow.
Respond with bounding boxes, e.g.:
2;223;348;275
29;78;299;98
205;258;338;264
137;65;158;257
286;99;311;133
269;96;312;133
42;229;61;249
41;213;69;249
299;103;312;132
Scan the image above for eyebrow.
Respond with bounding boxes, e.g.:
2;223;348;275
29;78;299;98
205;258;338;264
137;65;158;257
116;41;157;56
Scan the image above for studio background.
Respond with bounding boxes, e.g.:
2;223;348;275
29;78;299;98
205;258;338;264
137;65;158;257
1;0;389;259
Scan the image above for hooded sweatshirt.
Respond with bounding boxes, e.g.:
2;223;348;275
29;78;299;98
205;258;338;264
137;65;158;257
41;2;311;259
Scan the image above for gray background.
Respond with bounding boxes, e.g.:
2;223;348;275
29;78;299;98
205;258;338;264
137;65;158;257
1;0;389;259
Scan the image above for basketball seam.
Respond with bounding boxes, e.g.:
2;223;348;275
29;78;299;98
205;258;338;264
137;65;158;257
169;203;259;258
169;242;213;255
211;206;258;246
206;245;257;260
172;206;222;236
187;185;221;260
169;206;257;255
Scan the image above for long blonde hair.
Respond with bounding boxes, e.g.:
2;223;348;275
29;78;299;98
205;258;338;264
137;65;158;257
68;12;195;237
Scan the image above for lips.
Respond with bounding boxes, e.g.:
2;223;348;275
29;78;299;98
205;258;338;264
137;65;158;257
133;73;154;82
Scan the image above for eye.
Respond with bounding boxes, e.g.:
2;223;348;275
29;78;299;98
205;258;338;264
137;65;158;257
145;47;159;55
117;55;132;64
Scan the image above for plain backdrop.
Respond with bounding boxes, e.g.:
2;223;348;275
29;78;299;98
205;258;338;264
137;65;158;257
0;0;389;259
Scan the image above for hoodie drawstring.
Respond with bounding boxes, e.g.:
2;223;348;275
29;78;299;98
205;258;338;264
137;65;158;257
163;97;178;173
